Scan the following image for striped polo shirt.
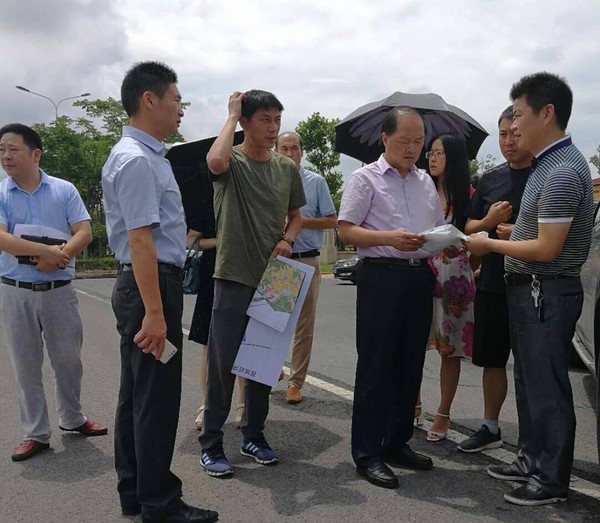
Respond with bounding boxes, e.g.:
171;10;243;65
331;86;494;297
505;136;594;276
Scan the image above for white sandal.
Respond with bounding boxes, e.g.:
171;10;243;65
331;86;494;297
414;404;424;427
426;412;450;442
194;405;205;431
234;403;245;429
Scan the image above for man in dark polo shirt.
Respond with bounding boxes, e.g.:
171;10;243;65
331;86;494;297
468;72;594;506
458;106;531;453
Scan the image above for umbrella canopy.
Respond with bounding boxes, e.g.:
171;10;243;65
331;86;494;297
166;131;244;226
335;92;488;168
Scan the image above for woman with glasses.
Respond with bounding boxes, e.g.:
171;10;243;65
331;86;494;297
422;133;476;442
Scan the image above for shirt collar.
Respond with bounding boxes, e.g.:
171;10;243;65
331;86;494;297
299;165;306;177
122;126;166;156
375;154;418;178
7;169;50;191
532;135;571;169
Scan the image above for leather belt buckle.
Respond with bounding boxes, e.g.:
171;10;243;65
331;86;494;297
408;258;422;267
33;282;50;291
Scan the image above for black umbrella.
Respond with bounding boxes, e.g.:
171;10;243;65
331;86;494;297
335;92;488;168
166;131;244;227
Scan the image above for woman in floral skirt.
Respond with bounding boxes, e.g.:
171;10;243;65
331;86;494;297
424;133;476;442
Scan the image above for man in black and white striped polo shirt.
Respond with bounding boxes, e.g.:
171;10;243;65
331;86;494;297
468;72;594;507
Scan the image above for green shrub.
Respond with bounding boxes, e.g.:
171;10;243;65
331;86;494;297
76;257;119;272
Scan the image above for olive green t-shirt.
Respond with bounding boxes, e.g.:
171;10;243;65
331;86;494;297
211;145;306;288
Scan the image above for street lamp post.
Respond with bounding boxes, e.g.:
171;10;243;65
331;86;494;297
15;86;91;120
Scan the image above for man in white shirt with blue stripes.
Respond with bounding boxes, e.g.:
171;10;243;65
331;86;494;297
468;72;594;507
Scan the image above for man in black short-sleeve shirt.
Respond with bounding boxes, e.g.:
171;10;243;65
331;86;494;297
458;107;531;454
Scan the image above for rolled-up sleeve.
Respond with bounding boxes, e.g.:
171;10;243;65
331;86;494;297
114;156;161;231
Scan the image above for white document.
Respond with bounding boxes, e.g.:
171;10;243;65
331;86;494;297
420;224;469;253
246;257;306;333
232;256;315;387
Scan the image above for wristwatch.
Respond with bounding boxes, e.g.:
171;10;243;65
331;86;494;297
281;234;295;248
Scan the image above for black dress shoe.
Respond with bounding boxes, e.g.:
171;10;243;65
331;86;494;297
121;503;141;516
383;446;433;470
504;484;567;506
356;461;399;489
142;501;219;523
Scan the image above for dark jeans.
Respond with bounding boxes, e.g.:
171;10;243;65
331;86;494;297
198;279;272;450
351;262;434;466
112;271;184;519
507;277;583;496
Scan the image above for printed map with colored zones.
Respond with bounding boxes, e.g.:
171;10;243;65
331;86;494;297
252;258;305;313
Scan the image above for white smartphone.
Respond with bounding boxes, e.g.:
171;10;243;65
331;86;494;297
156;339;178;364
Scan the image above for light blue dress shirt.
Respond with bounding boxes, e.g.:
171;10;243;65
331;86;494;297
102;126;186;267
293;167;336;253
0;170;91;281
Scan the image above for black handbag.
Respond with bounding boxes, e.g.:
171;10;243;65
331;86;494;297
183;236;202;295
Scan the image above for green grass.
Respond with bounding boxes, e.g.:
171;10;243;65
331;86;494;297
320;263;334;274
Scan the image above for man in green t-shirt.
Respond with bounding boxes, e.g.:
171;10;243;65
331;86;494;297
198;90;306;478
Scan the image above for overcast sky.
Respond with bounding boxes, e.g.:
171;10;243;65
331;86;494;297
1;0;599;179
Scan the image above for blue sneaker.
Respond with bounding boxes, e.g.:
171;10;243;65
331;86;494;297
240;435;279;465
200;445;233;477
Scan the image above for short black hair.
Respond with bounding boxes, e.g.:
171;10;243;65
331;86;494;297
510;72;572;131
241;90;284;120
0;123;43;153
498;105;513;126
276;132;303;150
381;107;422;136
121;61;178;117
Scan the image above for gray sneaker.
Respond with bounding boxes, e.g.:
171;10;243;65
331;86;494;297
458;425;503;453
487;463;530;482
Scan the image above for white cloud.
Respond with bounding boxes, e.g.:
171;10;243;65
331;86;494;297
1;0;599;176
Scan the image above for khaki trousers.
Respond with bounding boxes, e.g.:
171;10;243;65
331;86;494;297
289;256;321;389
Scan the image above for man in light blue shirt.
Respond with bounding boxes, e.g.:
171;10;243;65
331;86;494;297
102;61;217;523
0;123;107;463
276;132;336;404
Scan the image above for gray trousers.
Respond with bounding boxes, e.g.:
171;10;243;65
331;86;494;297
1;283;86;444
507;277;583;496
198;279;272;450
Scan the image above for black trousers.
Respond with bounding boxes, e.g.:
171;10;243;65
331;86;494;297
198;279;272;449
507;277;583;496
351;261;434;466
112;271;184;519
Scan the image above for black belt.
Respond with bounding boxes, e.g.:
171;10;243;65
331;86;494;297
1;277;71;292
291;249;320;259
120;262;183;279
363;257;427;268
504;272;575;286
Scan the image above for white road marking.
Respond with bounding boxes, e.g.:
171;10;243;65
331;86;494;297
77;288;600;500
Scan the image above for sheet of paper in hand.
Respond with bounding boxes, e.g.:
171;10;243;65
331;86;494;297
420;224;469;253
233;256;314;386
246;257;306;333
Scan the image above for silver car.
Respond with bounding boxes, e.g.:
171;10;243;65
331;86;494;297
572;201;600;462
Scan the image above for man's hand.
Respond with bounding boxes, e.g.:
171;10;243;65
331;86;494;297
228;91;245;121
35;244;70;271
496;223;514;240
388;229;426;252
466;234;492;256
485;201;512;228
133;311;167;360
270;240;292;259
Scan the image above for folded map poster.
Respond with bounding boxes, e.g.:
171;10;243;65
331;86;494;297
232;256;315;387
247;257;306;332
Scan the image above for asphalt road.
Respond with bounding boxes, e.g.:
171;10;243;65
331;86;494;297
0;277;599;523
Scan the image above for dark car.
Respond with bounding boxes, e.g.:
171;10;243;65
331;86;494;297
333;257;359;284
572;201;600;463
